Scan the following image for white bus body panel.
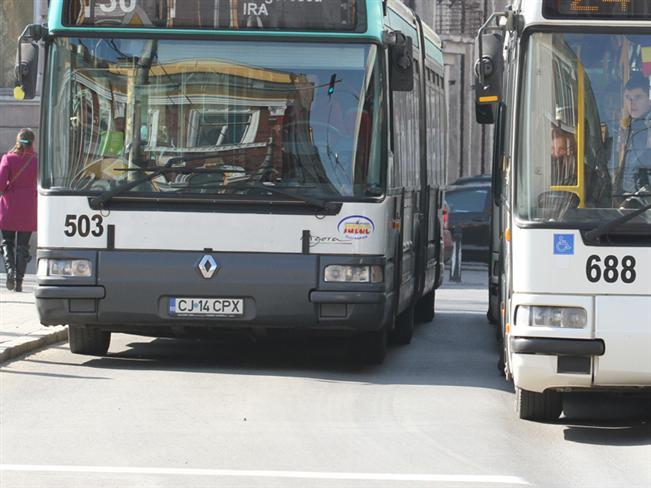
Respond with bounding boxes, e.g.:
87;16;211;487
511;356;594;393
510;226;651;392
594;296;651;386
512;228;651;296
38;195;392;255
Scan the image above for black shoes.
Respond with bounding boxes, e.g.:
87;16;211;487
5;271;15;291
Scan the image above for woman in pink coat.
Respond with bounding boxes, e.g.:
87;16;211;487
0;128;38;292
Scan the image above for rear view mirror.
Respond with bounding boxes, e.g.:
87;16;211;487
387;31;414;92
474;33;504;124
14;24;45;100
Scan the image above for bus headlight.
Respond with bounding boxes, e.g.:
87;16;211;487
38;259;93;278
324;265;383;283
516;305;587;328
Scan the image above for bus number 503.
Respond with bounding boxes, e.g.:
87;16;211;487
586;255;636;284
64;214;104;238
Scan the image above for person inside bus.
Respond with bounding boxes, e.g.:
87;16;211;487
538;126;580;217
99;116;126;158
615;73;651;196
547;123;612;210
281;75;330;186
550;126;577;186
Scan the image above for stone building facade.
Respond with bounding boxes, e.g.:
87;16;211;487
434;0;508;181
405;0;507;181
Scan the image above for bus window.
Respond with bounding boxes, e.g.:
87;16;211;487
516;33;646;223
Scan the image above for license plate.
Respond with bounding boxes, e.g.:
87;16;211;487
169;297;244;317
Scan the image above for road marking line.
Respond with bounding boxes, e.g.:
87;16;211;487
0;465;528;484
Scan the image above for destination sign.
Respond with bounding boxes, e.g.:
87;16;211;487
543;0;651;19
66;0;365;31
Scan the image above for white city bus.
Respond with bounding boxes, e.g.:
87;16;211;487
475;0;651;419
14;0;447;363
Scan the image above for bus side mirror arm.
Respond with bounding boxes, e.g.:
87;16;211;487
474;11;516;124
384;30;414;92
14;24;48;100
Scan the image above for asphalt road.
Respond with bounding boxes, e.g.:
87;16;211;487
1;272;650;488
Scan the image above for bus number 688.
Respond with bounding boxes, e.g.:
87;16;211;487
586;255;636;284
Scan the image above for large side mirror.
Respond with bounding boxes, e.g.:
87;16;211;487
475;33;503;124
14;24;45;100
388;31;414;92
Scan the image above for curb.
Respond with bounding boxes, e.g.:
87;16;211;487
0;327;68;365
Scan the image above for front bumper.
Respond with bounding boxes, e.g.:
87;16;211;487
511;337;605;356
510;337;605;393
36;250;393;336
510;293;651;393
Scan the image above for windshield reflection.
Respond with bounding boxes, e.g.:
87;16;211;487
43;39;383;200
518;32;651;226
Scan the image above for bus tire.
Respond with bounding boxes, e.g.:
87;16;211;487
487;308;498;325
68;325;111;356
391;305;415;345
516;387;562;421
415;289;435;323
356;326;388;365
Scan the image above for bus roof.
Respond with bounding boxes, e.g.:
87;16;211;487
515;0;651;29
48;0;386;41
48;0;443;54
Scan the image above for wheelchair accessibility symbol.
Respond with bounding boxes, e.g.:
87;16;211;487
554;234;574;255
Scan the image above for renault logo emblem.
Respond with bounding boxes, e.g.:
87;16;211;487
197;255;219;279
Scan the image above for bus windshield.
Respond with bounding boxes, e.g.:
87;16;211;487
43;38;384;200
518;32;651;226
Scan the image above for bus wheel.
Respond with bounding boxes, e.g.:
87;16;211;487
415;289;435;323
68;325;111;356
487;308;498;325
391;306;415;345
356;326;388;365
516;387;562;421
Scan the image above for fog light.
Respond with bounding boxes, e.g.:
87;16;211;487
516;305;587;328
324;265;383;283
39;259;93;278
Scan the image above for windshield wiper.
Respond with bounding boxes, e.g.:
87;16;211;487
89;152;238;208
225;181;331;210
584;202;651;241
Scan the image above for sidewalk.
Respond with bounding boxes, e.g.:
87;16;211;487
442;260;489;290
0;273;67;364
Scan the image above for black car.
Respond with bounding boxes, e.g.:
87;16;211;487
444;176;492;262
